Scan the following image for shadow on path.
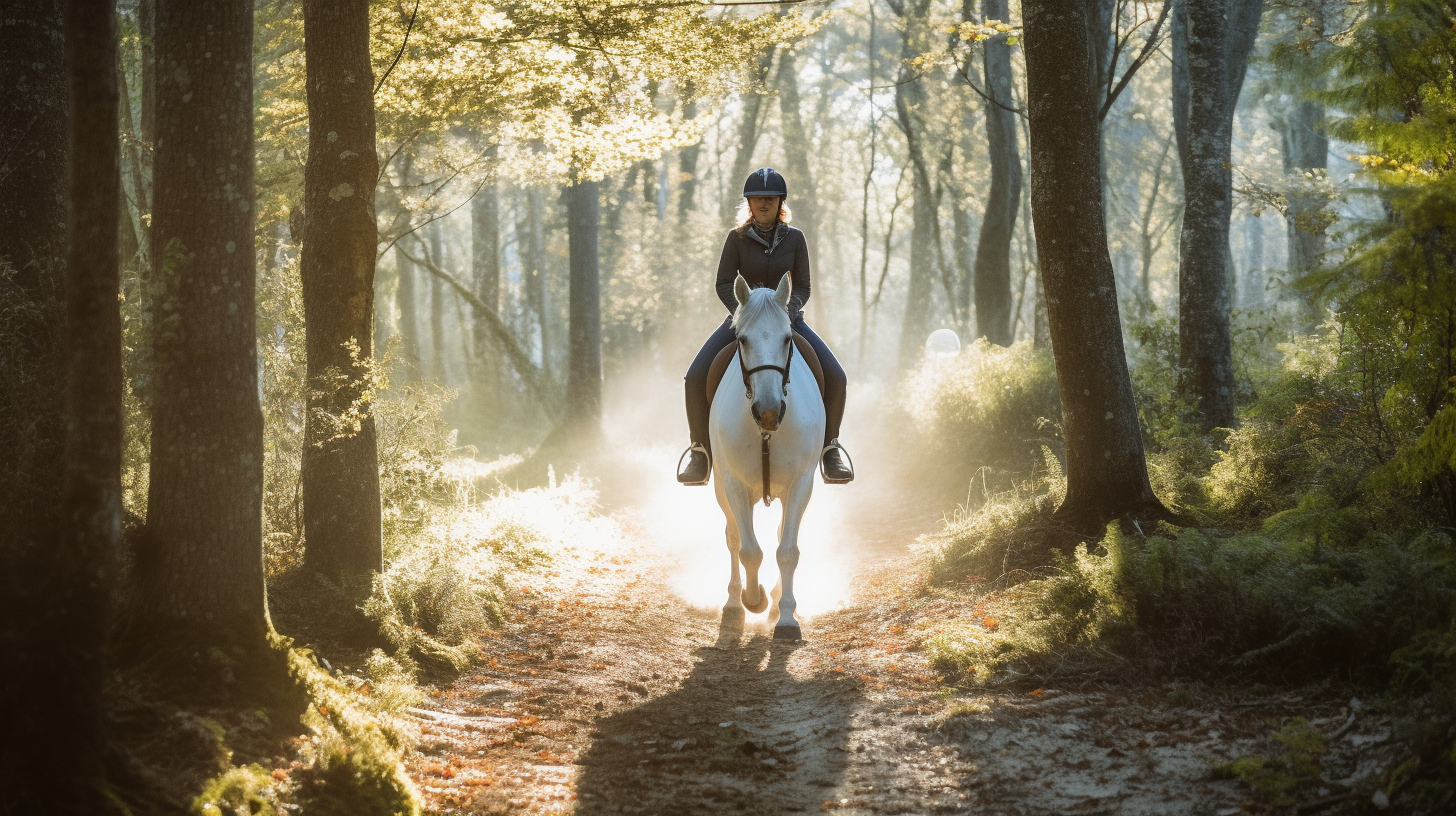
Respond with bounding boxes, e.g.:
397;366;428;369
575;616;861;814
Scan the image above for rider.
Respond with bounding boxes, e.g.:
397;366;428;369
677;168;854;486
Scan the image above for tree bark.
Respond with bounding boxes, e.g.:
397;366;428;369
0;5;71;803
300;0;383;597
1172;0;1263;432
0;0;69;666
3;3;121;811
1022;0;1167;530
1275;95;1327;283
565;179;602;439
395;158;422;379
524;186;552;375
723;46;777;224
892;0;936;367
471;173;501;430
776;46;823;325
677;96;701;225
429;222;446;381
973;0;1022;346
133;0;272;670
58;0;122;802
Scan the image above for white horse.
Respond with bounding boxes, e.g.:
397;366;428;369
710;273;825;641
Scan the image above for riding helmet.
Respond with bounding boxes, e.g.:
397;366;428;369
743;167;787;198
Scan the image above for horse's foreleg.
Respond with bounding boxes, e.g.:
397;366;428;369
721;511;745;626
773;467;816;640
726;485;767;614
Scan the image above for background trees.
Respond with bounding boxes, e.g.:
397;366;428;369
299;0;383;601
130;0;274;680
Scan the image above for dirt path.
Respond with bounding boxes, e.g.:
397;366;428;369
402;459;1408;816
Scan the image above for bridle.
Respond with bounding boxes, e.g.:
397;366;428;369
735;329;795;506
737;333;794;402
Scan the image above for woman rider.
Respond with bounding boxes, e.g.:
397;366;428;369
677;168;854;485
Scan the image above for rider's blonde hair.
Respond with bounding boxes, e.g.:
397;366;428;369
734;196;792;234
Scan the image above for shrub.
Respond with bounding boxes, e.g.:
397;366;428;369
903;339;1061;487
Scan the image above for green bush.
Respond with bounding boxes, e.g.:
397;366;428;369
903;338;1061;485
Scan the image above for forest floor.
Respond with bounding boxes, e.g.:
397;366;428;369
397;445;1421;816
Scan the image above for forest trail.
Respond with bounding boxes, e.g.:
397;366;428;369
400;443;1398;816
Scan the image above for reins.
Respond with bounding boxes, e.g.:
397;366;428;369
736;335;795;506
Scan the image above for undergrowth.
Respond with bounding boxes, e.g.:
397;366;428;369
918;315;1456;693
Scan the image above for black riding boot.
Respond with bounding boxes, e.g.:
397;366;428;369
677;444;711;485
821;439;854;484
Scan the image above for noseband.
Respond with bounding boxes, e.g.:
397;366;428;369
737;334;794;401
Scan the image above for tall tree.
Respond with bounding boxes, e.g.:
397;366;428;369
1273;92;1328;283
775;44;822;325
394;156;423;380
1022;0;1168;530
471;168;502;429
564;177;602;439
971;0;1022;345
54;1;123;806
1172;0;1264;431
3;3;119;811
523;186;553;376
300;0;383;598
0;2;69;732
428;221;446;380
131;0;274;681
890;0;937;367
722;46;778;224
677;96;702;225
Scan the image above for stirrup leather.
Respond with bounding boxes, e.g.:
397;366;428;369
820;439;855;484
677;443;711;486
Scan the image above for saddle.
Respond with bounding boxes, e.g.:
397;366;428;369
707;332;825;404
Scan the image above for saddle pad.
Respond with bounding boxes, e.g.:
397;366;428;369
706;333;826;404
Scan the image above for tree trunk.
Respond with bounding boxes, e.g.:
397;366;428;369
1022;0;1167;530
429;223;446;381
395;159;422;379
524;186;552;375
776;46;823;325
1275;95;1328;286
723;46;777;224
1172;0;1262;432
677;96;702;225
0;5;71;801
893;0;936;367
133;0;273;672
972;0;1022;346
0;0;69;625
565;179;602;439
56;1;122;804
300;0;382;597
471;174;501;431
2;3;120;811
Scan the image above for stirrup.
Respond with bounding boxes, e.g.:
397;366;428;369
677;443;711;486
820;439;854;484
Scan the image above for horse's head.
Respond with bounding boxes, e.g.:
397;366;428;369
732;273;794;433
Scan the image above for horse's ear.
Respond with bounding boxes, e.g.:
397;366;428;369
773;273;792;310
734;273;751;307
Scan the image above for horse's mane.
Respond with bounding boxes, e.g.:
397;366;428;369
732;286;790;334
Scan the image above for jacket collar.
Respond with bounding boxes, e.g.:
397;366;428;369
746;221;787;253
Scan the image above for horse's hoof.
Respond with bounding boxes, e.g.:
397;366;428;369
742;584;768;614
720;607;745;630
773;624;802;642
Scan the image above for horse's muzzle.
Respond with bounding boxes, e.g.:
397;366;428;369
752;400;782;432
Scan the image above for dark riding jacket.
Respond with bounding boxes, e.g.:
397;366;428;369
715;222;811;321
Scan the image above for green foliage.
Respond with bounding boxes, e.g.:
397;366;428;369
1215;718;1330;807
904;339;1061;485
286;647;421;816
364;477;599;674
920;446;1066;585
192;764;280;816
